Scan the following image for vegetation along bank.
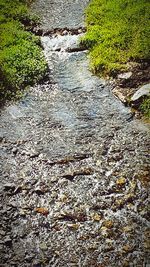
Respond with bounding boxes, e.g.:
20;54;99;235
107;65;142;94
81;0;150;117
0;0;47;103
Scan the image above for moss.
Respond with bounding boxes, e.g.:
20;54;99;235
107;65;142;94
0;0;47;102
81;0;150;76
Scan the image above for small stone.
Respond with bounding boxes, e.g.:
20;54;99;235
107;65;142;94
125;193;134;202
122;260;130;267
25;254;34;261
12;147;18;154
62;30;68;35
122;244;134;253
0;230;5;236
118;72;132;79
143;241;150;250
35;207;49;215
112;87;127;103
96;160;102;166
116;177;126;186
102;220;114;228
114;198;124;209
29;151;40;158
34;187;45;195
67;223;79;230
123;225;133;233
4;236;12;246
21;150;26;155
51;176;58;182
78;29;82;34
32;260;42;267
3;183;15;191
19;209;27;217
39;242;48;251
131;83;150;102
92;213;102;222
100;226;109;237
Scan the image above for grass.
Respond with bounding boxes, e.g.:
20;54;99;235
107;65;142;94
81;0;150;117
81;0;150;77
0;0;47;102
140;96;150;118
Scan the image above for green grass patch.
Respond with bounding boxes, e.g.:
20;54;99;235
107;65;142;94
0;0;47;101
140;96;150;118
81;0;150;76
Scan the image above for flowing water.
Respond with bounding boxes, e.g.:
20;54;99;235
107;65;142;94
0;1;150;266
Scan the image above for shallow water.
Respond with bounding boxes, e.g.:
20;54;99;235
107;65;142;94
0;1;150;267
31;0;90;30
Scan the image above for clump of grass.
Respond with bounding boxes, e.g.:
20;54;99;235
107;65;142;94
140;96;150;118
0;0;47;102
81;0;150;76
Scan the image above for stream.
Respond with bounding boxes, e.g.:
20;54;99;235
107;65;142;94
0;0;150;266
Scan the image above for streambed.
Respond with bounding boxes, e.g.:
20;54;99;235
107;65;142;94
0;1;150;266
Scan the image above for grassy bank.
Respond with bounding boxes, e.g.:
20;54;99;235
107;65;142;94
0;0;47;102
81;0;150;76
81;0;150;117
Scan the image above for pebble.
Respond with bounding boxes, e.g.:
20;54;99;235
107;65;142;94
102;220;114;229
12;147;18;154
4;236;12;246
39;242;48;251
0;230;6;236
3;183;15;191
116;177;126;186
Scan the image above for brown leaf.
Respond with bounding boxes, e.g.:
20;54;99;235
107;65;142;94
35;207;49;215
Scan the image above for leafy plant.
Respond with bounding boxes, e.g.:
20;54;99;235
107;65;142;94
0;0;47;102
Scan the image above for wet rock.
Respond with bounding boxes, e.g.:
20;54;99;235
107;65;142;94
112;87;127;104
131;83;150;103
118;72;132;79
112;198;124;210
91;213;102;222
32;260;42;267
3;183;15;191
124;193;135;203
102;220;114;229
20;150;27;155
67;223;79;230
39;242;48;251
29;151;40;158
116;177;126;186
56;210;87;222
13;186;22;194
122;244;134;254
35;207;49;215
19;209;27;217
4;236;12;246
12;147;18;154
0;136;4;142
51;176;58;182
62;30;68;35
34;187;46;195
123;225;133;234
24;254;35;261
100;227;110;237
0;230;6;236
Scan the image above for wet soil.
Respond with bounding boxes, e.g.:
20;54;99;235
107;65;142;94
0;1;150;267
